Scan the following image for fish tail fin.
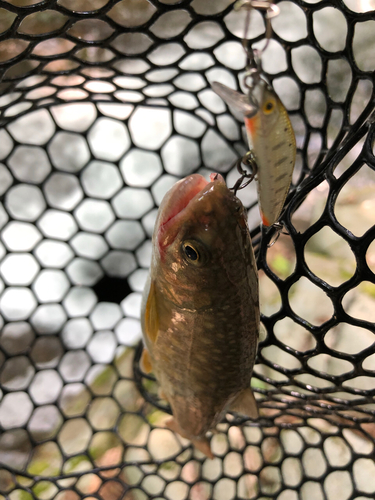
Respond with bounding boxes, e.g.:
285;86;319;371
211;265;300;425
165;417;214;460
230;387;259;419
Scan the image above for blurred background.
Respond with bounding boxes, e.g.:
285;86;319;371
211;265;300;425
0;0;375;499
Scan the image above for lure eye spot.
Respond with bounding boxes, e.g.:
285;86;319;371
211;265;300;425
263;100;275;114
183;243;199;261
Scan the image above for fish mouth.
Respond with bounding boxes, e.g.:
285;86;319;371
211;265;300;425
160;174;209;229
157;173;224;250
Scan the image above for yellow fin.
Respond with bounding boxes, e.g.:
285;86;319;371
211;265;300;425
165;417;214;460
144;280;159;344
230;388;259;419
140;348;153;374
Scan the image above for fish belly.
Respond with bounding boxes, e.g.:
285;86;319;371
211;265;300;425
152;301;258;439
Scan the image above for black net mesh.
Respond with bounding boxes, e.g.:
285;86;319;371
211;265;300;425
0;0;375;498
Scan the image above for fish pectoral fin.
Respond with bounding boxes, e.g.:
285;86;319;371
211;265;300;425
165;418;214;460
144;280;159;344
140;348;153;374
230;388;259;419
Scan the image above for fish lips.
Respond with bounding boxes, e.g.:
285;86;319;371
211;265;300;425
156;173;237;252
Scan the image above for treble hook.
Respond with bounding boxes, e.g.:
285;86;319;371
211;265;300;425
266;222;290;247
234;0;280;91
230;151;258;196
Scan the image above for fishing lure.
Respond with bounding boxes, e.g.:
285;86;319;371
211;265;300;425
140;173;259;459
212;79;296;227
212;0;296;227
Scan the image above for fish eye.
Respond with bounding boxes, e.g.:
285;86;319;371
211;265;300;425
183;243;199;261
263;100;275;114
181;240;208;266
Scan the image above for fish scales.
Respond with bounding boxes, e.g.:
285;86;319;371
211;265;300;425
141;173;259;458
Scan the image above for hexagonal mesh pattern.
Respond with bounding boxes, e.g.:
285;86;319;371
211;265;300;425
0;0;375;499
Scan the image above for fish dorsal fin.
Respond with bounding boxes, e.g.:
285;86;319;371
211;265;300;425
211;82;258;117
230;388;259;419
144;280;159;344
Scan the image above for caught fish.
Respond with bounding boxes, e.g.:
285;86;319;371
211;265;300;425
140;173;259;459
212;80;296;227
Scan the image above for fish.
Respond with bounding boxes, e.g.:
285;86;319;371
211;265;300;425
212;80;296;227
140;173;259;459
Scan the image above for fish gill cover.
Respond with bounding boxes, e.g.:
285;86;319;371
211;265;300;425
0;0;374;499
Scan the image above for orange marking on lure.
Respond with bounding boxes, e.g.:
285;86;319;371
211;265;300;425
244;116;256;136
261;212;271;227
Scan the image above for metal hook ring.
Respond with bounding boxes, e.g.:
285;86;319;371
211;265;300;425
235;1;280;64
267;221;289;247
230;152;258;196
266;3;280;19
243;67;260;90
